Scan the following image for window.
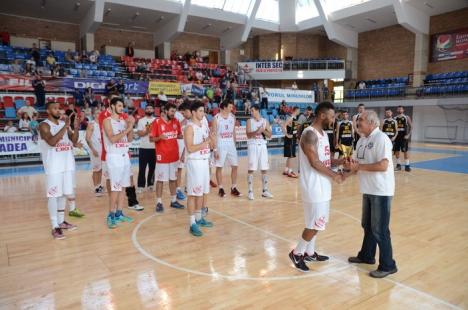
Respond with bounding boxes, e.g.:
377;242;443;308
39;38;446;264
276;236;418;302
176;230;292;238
325;0;373;12
255;0;279;23
296;0;319;23
191;0;256;15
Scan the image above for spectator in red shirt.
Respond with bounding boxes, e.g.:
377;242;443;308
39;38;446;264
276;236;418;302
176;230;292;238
150;103;185;212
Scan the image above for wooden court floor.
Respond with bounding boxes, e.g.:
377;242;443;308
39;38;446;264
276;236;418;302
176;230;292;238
0;143;467;309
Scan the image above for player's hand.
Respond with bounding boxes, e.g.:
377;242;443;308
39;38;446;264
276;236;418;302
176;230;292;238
214;150;220;160
349;160;360;172
75;142;84;148
73;113;80;130
127;116;135;128
333;173;343;184
63;115;71;128
160;133;168;140
92;150;99;157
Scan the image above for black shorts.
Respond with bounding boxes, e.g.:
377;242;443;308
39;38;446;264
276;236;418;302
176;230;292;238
393;136;409;152
353;135;360;150
284;138;296;158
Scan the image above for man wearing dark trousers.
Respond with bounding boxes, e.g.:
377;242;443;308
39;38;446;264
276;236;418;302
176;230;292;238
32;72;46;108
345;110;397;279
136;105;156;193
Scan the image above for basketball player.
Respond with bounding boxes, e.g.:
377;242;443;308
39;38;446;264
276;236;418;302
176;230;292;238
335;111;354;160
394;106;413;171
281;107;300;178
381;108;398;145
39;102;79;239
246;104;274;200
85;109;104;196
353;104;365;150
212;100;242;197
289;102;345;272
103;97;135;229
98;96;143;211
174;101;191;201
184;101;214;237
150;103;185;212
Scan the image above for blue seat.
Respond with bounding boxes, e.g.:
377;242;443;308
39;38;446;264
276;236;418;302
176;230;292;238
5;107;17;119
15;99;26;109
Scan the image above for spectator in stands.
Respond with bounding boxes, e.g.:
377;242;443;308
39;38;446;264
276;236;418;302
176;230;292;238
278;100;288;119
80;50;88;63
31;43;40;66
84;87;96;107
358;80;366;89
260;88;269;110
11;60;24;74
89;50;99;63
25;58;36;76
19;113;31;131
118;80;125;96
106;79;118;96
83;102;92;120
244;99;251;115
99;44;106;56
238;69;245;85
65;49;74;62
124;94;134;112
3;120;17;133
74;52;81;63
125;42;135;57
29;113;39;142
54;64;65;77
195;70;204;81
292;81;298;90
158;91;168;105
17;102;38;120
46;53;56;75
32;72;46;108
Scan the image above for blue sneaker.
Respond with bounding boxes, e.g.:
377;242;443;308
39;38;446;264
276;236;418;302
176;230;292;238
116;214;133;223
170;201;185;209
155;202;164;213
176;189;186;200
107;215;117;229
201;207;209;217
196;217;213;228
189;223;203;237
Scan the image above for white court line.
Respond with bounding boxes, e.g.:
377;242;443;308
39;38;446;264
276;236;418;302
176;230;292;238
132;204;462;309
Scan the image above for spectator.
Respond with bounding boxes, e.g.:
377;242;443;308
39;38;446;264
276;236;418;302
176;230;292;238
25;58;36;75
82;102;92;121
244;99;251;115
32;72;46;108
238;69;245;85
278;100;288;118
117;80;125;96
46;53;56;74
358;80;366;89
99;44;106;56
11;60;24;74
17;102;38;120
89;50;99;63
292;81;298;90
4;120;17;133
125;42;135;57
73;52;81;63
80;50;88;63
260;88;269;109
84;87;96;107
105;79;118;96
124;94;134;112
29;113;39;142
65;49;74;62
55;64;65;77
158;91;168;105
19;113;31;131
31;43;40;66
195;70;203;81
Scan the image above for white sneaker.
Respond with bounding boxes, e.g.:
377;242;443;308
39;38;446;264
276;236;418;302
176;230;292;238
262;190;274;199
248;191;254;200
136;187;144;194
147;186;154;192
128;204;144;211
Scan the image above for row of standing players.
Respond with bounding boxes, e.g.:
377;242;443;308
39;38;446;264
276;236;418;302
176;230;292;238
281;103;413;177
38;96;276;239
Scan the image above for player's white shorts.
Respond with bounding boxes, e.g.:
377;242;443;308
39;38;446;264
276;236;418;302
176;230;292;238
102;160;109;179
247;143;269;171
107;153;131;191
303;200;330;231
46;170;76;198
177;139;185;169
155;161;178;182
186;159;210;197
215;143;238;167
90;153;102;172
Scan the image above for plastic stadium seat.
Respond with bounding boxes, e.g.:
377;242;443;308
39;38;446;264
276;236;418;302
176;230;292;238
5;107;17;119
3;96;14;108
67;97;75;105
15;99;26;109
56;97;65;104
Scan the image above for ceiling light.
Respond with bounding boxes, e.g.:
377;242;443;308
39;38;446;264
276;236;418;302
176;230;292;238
156;16;165;23
74;2;81;11
424;2;434;9
365;18;377;24
105;8;112;15
202;23;212;30
41;0;46;9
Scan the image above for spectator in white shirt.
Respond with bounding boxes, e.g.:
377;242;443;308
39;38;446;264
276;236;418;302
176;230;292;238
19;113;31;131
345;110;397;279
17;104;38;120
292;81;298;89
158;91;168;105
4;120;18;133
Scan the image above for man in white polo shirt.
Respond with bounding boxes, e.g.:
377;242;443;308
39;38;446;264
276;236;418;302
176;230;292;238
345;110;397;278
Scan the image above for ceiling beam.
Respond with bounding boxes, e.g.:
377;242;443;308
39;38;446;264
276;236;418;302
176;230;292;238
153;0;191;46
392;0;429;34
80;0;104;35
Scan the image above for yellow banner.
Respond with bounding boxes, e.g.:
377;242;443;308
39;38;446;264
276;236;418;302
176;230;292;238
148;81;181;96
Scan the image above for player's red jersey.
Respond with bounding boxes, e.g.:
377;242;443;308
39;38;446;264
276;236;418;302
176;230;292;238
150;117;181;163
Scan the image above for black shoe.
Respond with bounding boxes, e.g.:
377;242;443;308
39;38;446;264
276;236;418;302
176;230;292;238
395;164;402;171
218;188;226;198
348;256;376;264
304;252;329;262
405;165;411;172
231;187;242;197
369;268;398;278
288;250;309;272
170;201;185;209
155;202;164;213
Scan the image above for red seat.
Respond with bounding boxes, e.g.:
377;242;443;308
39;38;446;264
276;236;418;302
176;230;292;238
56;97;65;104
47;97;55;103
3;96;13;108
154;107;161;117
14;96;24;101
25;96;35;106
67;97;75;105
132;99;141;109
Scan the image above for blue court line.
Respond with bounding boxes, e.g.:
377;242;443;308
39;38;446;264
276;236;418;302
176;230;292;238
410;147;468;156
411;155;468;174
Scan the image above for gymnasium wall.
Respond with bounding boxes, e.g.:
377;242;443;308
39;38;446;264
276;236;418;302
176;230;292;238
428;7;468;74
94;27;154;51
358;25;415;81
171;33;220;54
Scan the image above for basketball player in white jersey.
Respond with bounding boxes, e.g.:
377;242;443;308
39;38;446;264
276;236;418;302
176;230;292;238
103;97;135;229
289;102;345;272
38;102;79;239
85;109;104;196
175;101;191;201
212;100;242;198
184;101;214;237
246;104;273;200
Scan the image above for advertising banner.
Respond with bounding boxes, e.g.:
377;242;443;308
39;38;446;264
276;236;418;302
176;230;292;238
148;81;181;96
264;88;315;104
63;78;148;94
0;74;64;91
431;28;468;62
238;61;283;74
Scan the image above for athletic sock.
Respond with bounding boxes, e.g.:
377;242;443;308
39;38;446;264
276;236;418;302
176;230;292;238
157;197;162;204
57;197;66;224
405;159;410;166
189;215;196;226
305;236;317;255
171;195;176;203
176;187;181;192
247;174;253;193
262;174;268;192
294;238;309;255
68;196;76;211
47;197;59;228
397;158;401;165
195;211;202;221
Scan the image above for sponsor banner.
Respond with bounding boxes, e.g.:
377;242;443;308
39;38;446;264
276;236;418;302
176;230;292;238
264;88;315;104
0;74;65;91
191;84;205;97
238;61;283;74
148;81;181;96
63;78;148;94
181;83;192;94
431;28;468;62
